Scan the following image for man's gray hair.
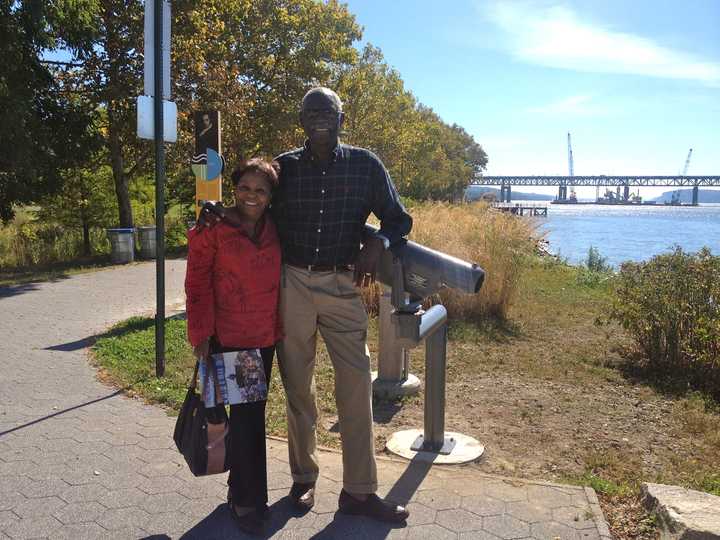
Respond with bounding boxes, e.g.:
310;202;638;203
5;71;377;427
301;87;343;112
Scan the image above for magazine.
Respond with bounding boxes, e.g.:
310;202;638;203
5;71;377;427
199;348;268;406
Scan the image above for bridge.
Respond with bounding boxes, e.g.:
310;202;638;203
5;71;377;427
470;175;720;204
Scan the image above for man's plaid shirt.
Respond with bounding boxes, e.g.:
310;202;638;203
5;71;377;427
272;142;412;267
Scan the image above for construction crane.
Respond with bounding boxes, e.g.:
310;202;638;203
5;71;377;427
680;148;693;175
567;132;578;201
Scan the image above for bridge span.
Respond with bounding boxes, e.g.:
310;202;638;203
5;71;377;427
470;175;720;204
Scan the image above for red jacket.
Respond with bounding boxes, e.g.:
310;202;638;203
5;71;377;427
185;217;282;348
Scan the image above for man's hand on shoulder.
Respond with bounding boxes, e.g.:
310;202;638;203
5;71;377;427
354;236;384;287
196;201;225;229
197;201;246;230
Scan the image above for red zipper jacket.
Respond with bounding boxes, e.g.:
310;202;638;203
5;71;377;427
185;216;282;348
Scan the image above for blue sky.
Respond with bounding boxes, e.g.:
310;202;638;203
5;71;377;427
344;0;720;197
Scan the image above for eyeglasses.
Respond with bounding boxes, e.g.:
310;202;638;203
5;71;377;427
303;108;340;117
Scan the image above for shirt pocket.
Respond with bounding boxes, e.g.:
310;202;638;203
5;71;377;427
342;176;370;201
340;178;371;221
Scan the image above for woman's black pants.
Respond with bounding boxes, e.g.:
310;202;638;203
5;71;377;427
210;340;275;510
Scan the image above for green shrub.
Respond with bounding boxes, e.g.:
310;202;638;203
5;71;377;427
576;267;611;288
574;246;613;289
586;246;611;273
606;247;720;398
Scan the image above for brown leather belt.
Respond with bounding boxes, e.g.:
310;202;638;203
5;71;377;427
288;263;353;272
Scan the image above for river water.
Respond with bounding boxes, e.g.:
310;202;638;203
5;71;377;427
528;202;720;267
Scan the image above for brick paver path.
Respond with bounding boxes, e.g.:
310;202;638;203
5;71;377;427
0;261;612;539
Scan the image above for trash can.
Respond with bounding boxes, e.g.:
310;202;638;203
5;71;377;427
137;226;157;259
106;228;135;264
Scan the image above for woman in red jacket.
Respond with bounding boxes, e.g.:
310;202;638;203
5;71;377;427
185;158;282;535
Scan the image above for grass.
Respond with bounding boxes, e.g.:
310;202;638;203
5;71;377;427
570;472;629;498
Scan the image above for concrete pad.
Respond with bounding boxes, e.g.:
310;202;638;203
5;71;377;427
386;429;485;464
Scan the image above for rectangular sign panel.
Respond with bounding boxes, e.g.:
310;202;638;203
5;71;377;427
192;110;222;217
143;0;171;99
136;95;177;142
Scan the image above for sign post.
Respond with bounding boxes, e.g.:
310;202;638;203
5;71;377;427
139;0;174;377
153;0;166;378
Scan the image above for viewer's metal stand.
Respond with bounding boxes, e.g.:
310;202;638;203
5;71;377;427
383;258;485;464
372;286;420;399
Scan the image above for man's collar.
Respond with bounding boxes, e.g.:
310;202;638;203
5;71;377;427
301;139;343;162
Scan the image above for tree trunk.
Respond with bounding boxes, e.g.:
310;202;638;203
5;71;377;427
81;217;91;257
108;105;133;228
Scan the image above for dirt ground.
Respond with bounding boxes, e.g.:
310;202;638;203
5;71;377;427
372;371;674;483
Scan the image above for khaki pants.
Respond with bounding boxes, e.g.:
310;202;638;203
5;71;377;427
277;265;378;494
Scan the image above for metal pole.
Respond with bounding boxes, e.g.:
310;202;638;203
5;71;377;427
373;287;420;399
423;323;447;450
378;288;404;381
154;0;165;377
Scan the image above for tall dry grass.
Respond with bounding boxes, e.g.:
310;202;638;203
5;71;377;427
362;201;540;320
1;208;189;270
0;210;107;269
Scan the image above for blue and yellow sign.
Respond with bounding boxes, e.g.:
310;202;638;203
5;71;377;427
192;110;223;217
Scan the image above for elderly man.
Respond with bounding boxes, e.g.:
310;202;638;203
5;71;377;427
273;87;411;522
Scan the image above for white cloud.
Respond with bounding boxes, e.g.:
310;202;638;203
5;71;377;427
482;2;720;86
527;94;604;115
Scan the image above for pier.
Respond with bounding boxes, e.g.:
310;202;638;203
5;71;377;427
492;203;548;217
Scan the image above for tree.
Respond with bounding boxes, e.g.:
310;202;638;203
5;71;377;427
41;162;117;256
59;0;147;228
0;0;99;222
335;44;488;201
58;0;362;225
169;0;362;187
336;44;417;183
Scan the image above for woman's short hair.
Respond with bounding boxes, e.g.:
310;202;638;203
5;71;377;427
230;158;280;188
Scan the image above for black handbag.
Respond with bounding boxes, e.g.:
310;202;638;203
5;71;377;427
173;361;230;476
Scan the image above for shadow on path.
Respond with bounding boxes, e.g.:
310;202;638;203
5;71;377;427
44;312;187;352
0;282;43;299
0;389;124;437
44;336;97;351
384;454;434;505
309;454;432;538
176;456;432;539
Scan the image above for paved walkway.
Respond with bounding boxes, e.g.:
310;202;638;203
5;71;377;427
0;261;612;539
